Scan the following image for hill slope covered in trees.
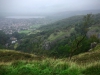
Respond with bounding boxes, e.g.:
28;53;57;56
15;13;100;58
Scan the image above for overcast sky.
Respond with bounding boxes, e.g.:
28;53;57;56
0;0;100;15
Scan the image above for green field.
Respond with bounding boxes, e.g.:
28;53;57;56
18;24;42;34
19;30;31;34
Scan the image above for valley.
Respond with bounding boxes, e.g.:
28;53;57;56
1;0;100;74
0;13;100;75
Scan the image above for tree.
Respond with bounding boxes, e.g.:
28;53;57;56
0;30;9;49
69;14;93;59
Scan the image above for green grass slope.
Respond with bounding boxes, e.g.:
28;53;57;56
0;45;100;75
71;44;100;64
0;50;41;62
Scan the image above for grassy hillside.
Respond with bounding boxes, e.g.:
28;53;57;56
47;28;74;41
0;45;100;75
71;44;100;64
0;50;41;62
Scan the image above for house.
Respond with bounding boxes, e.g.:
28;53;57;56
10;37;17;44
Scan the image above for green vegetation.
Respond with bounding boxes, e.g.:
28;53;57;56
16;14;100;58
48;31;65;41
0;59;82;75
0;14;100;74
48;28;74;41
19;24;42;34
71;45;100;64
19;30;31;34
0;30;9;49
0;50;40;62
0;47;100;75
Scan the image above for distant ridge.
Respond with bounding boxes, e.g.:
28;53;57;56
48;9;100;20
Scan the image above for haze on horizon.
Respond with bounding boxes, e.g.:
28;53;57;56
0;0;100;16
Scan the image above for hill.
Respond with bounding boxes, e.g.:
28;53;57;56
71;44;100;64
0;49;41;62
47;9;100;20
16;13;100;55
39;13;100;31
0;44;100;75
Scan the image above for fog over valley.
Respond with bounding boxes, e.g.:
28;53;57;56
0;0;100;17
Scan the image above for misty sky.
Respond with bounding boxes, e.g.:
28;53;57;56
0;0;100;15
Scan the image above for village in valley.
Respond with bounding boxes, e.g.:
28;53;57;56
0;17;50;49
0;18;48;34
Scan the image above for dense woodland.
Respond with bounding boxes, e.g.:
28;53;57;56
0;13;100;58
